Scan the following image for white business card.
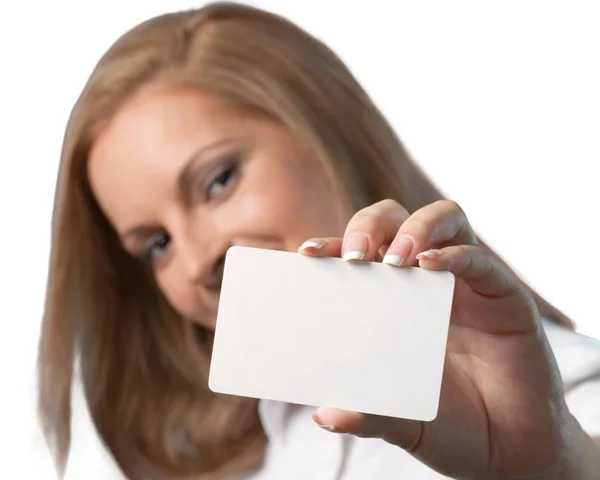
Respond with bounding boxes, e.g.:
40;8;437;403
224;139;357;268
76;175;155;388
209;246;455;421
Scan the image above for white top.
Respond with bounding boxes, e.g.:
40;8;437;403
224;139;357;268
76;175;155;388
62;320;600;480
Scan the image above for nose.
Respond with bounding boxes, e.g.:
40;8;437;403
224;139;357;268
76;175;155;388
176;230;227;289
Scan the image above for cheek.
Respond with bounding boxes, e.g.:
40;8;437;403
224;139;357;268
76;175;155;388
229;159;345;236
223;185;326;241
238;187;303;227
268;179;347;237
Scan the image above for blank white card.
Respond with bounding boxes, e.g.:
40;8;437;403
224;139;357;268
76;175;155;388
209;246;455;421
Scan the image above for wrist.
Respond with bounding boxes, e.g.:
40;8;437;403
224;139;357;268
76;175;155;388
550;413;600;480
493;413;600;480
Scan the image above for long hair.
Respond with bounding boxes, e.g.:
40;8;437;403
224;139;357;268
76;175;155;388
38;2;573;479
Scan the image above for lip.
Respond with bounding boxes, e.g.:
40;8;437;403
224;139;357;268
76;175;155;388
204;281;222;293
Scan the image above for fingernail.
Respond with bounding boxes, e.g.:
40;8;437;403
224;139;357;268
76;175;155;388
416;249;443;260
299;239;326;251
382;254;404;266
343;232;368;261
394;234;414;256
317;424;339;432
382;235;413;265
312;414;340;433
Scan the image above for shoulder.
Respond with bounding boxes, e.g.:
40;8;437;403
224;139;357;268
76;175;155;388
543;319;600;437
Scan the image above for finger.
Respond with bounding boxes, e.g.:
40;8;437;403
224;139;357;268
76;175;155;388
341;199;410;262
383;200;477;267
312;407;423;452
298;237;385;262
297;237;343;257
416;244;521;299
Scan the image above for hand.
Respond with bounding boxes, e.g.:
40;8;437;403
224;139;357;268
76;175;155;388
298;199;578;479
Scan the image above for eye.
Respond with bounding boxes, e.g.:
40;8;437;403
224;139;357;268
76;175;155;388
206;159;239;201
144;232;171;264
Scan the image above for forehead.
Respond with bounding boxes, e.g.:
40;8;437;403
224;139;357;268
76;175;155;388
87;89;248;221
90;88;240;181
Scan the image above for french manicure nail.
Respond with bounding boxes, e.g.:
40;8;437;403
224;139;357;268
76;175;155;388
393;234;414;255
416;249;442;260
343;232;368;261
343;251;365;261
312;414;340;433
382;254;404;266
299;239;325;251
317;424;339;432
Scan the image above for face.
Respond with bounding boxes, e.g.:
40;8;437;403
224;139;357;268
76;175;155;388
89;88;350;328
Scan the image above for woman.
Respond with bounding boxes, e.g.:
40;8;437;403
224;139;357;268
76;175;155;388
39;2;600;479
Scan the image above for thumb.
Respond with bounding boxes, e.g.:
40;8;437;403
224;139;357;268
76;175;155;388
312;407;423;452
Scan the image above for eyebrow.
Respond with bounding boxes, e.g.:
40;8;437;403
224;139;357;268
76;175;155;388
120;138;235;242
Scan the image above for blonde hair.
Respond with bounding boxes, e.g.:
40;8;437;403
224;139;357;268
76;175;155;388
38;2;573;479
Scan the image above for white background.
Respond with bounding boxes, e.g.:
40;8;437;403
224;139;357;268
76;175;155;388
0;1;598;478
